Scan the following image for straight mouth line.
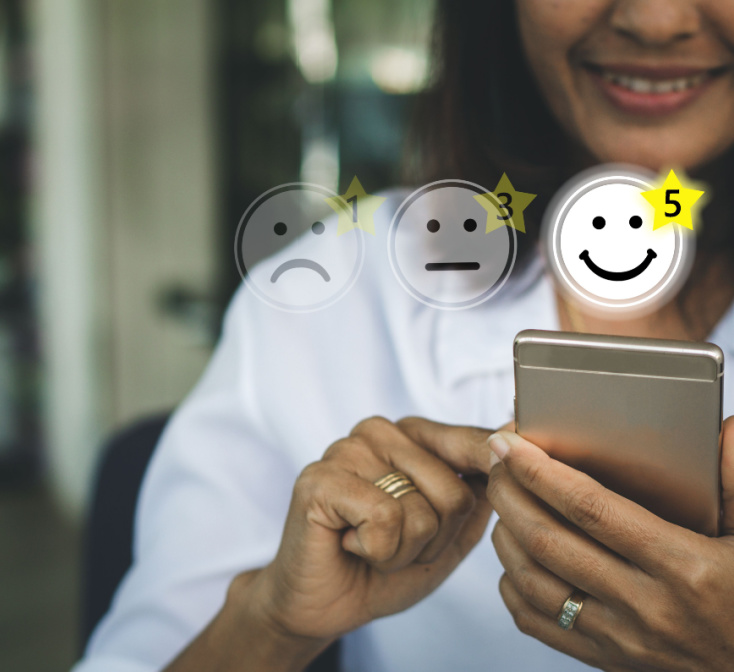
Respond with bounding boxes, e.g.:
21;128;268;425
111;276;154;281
270;258;331;283
579;249;657;281
425;262;481;271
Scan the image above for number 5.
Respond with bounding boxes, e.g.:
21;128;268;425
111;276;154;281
665;189;681;218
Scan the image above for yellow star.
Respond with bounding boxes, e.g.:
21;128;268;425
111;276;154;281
474;173;536;233
325;176;386;236
640;169;705;231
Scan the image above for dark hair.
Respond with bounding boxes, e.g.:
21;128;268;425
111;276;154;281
412;0;734;319
409;0;583;270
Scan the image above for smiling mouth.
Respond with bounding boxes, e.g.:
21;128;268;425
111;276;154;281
585;62;729;91
425;262;480;271
583;62;731;115
579;249;657;281
270;258;331;283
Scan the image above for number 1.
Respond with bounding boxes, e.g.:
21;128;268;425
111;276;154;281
347;195;358;223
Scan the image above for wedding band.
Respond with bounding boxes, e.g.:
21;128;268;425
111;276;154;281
557;591;585;630
373;471;418;500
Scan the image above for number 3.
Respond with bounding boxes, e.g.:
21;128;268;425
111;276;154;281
497;192;513;221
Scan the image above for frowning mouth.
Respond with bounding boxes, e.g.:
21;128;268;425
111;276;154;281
425;262;480;271
579;249;657;281
271;259;330;283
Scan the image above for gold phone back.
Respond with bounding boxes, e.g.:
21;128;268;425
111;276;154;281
514;330;723;536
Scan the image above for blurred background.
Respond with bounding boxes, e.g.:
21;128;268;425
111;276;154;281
0;0;434;669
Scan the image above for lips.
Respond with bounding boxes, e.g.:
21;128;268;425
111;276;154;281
583;62;730;116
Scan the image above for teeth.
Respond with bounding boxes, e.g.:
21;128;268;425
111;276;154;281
600;70;708;93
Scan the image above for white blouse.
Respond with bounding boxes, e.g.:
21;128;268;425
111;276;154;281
72;190;734;672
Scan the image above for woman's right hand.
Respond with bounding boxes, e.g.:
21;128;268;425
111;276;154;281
242;416;496;656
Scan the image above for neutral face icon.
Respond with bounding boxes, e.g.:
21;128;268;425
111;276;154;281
388;180;516;310
235;183;364;312
546;168;694;314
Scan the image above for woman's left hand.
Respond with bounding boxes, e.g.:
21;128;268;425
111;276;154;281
486;417;734;672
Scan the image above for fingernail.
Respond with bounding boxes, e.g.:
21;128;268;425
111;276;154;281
489;450;500;469
487;433;510;460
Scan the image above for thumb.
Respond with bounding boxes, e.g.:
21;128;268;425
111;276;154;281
720;416;734;535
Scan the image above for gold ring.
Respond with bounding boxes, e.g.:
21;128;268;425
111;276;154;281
373;471;418;500
557;591;585;630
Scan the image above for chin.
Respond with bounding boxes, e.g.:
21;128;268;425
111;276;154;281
584;133;727;172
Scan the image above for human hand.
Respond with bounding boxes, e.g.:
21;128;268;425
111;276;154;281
486;417;734;671
244;416;496;651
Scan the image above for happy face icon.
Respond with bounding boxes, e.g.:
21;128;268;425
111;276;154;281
545;167;695;315
388;180;517;310
235;183;364;312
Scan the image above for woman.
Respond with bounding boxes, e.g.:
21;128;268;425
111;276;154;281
74;1;734;671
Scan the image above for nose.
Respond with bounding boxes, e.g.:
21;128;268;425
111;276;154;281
610;0;701;47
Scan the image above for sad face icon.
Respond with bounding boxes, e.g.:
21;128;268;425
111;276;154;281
235;183;364;312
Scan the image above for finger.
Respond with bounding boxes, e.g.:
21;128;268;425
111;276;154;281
487;431;689;573
498;574;602;669
293;461;403;565
492;520;609;638
323;432;441;571
351;417;480;562
720;416;734;535
298;459;436;573
373;491;440;573
394;475;493;589
487;461;638;603
396;416;500;475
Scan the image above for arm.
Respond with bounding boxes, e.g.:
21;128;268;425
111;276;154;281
73;283;498;672
165;416;497;671
163;570;330;672
74;287;499;672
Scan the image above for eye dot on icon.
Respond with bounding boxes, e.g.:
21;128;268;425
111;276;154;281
463;218;477;232
629;215;643;229
592;216;606;230
311;221;325;235
274;222;287;236
427;219;440;233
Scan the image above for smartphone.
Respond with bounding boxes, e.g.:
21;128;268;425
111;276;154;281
513;329;724;536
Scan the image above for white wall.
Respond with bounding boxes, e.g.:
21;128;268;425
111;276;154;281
32;0;106;519
32;0;218;518
102;0;218;424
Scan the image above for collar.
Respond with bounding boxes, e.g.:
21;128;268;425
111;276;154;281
432;252;734;390
434;257;559;388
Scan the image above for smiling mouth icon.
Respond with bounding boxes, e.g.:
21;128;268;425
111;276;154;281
425;262;481;271
579;248;657;281
270;258;331;283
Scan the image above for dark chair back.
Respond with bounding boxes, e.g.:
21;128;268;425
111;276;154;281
80;414;340;671
81;414;170;645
